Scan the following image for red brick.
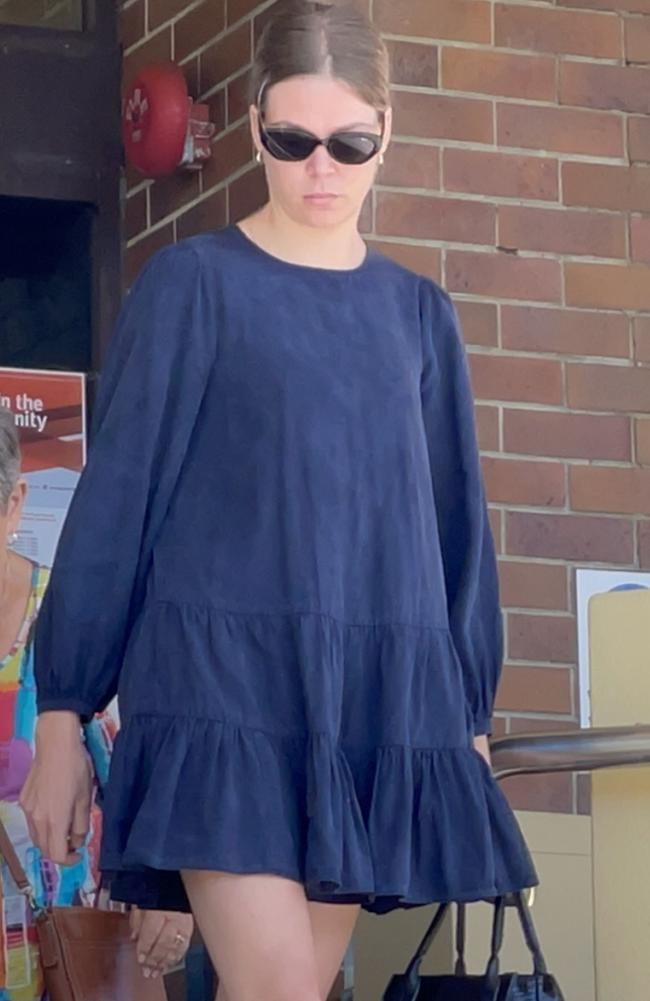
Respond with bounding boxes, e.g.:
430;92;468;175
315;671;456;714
376;192;495;245
558;0;650;14
200;121;252;190
567;362;650;413
629;116;650;162
149;172;200;226
633;316;650;361
563;163;650;212
639;520;650;567
227;70;251;126
447;251;562;304
509;614;576;666
228;167;268;223
203;87;227;138
176;188;227;240
500;772;574;814
490;507;503;554
180;56;200;101
476;405;500;451
368;242;441;283
577;774;592;817
374;0;492;44
636;420;650;464
441;47;555;101
359;193;373;236
507;717;578;735
570;466;650;516
386;39;438;89
200;22;251;95
468;355;564;406
122;27;172;90
149;0;197;29
120;0;145;50
506;511;634;564
380;142;440;190
499;561;568;612
444;149;558;202
499;206;626;259
566;261;650;311
483;457;566;507
392;91;493;145
227;0;259;25
490;716;508;738
495;3;622;58
175;0;227;61
498;104;623;158
455;300;499;348
504;409;632;462
560;61;650;115
501;305;630;359
631;215;650;261
497;662;574;710
626;16;650;61
124;187;147;243
124;223;174;289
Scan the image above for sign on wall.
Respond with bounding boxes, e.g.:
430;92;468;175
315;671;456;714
0;367;86;567
576;568;650;727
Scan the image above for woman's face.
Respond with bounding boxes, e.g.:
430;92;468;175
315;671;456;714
0;480;26;551
251;74;391;231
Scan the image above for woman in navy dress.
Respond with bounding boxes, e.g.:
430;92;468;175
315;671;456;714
22;2;537;998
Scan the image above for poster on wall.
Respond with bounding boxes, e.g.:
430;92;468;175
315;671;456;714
0;366;86;568
576;567;650;727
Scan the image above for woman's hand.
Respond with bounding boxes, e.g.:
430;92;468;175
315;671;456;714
130;907;194;978
20;712;93;865
473;734;492;768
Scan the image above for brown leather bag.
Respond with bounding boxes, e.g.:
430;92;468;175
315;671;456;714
0;819;167;1001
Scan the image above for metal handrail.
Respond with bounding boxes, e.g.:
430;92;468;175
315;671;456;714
490;724;650;781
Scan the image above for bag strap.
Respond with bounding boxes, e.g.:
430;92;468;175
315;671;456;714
514;892;548;976
400;902;450;997
0;816;36;909
484;896;506;989
454;903;467;976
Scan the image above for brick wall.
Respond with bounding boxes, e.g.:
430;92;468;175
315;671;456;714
120;0;650;814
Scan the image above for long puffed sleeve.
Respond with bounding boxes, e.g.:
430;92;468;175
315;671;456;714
35;243;216;718
420;282;502;736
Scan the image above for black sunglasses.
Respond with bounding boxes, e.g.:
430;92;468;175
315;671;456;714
258;117;383;166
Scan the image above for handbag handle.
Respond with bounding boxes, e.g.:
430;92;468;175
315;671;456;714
0;816;37;909
398;902;451;998
455;893;548;984
397;891;549;997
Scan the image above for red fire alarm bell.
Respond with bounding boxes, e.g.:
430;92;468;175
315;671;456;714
123;62;215;178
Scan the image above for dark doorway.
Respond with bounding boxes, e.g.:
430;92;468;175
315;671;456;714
0;195;93;371
0;0;122;372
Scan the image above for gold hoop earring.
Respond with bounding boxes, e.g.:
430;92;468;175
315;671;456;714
255;150;262;165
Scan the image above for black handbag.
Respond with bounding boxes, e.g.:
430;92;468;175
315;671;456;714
382;893;565;1001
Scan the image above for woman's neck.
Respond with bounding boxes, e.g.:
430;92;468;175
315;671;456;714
239;204;367;271
0;551;33;661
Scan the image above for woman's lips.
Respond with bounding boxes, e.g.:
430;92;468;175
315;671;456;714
304;193;339;203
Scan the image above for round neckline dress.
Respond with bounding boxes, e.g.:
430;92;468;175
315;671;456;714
35;224;537;913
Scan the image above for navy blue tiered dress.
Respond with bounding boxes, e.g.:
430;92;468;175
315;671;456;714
34;225;537;913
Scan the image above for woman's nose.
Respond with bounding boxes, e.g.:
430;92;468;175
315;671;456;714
307;142;337;175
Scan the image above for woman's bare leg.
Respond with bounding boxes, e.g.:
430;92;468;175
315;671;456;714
183;871;321;1001
183;871;359;1001
308;900;359;999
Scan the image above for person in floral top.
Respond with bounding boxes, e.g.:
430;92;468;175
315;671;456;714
0;405;193;999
